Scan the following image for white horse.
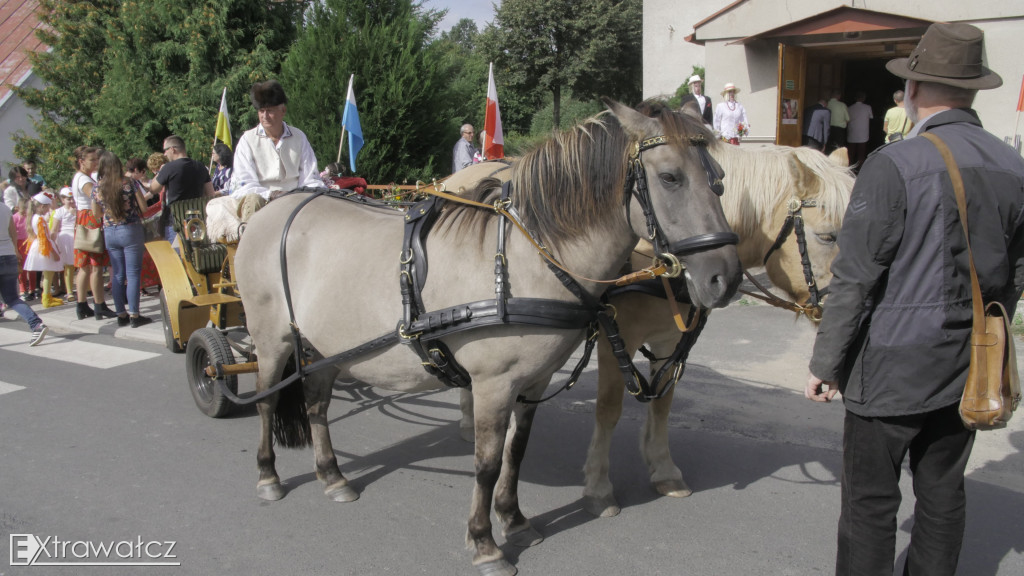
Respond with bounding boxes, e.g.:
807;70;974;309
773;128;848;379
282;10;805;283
452;139;853;517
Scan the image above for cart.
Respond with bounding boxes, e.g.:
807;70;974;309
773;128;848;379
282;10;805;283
146;195;247;418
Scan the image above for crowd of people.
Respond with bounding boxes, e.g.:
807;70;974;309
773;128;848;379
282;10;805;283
0;79;342;344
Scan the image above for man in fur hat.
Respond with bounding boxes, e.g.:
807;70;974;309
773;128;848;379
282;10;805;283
230;80;324;204
805;22;1024;576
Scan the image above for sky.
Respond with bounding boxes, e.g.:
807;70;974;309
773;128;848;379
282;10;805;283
425;0;501;33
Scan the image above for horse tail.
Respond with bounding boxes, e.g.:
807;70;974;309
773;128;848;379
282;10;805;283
272;360;312;448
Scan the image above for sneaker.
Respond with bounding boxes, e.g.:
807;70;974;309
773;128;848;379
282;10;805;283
29;324;48;346
117;314;130;327
130;315;152;328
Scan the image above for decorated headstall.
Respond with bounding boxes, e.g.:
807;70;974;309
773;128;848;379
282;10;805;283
622;133;736;278
754;197;829;321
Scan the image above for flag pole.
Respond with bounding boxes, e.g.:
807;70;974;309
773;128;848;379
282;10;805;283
209;135;218;173
337;126;347;164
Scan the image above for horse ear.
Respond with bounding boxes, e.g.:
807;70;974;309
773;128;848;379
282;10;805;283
680;100;702;121
603;97;659;140
787;154;817;200
827;147;849;167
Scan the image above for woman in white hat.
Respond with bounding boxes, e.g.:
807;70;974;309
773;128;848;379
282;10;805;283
713;82;750;145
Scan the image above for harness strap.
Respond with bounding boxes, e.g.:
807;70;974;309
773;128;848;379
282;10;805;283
279;188;329;386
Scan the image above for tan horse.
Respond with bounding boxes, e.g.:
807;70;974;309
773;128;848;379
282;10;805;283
451;142;853;517
234;101;741;576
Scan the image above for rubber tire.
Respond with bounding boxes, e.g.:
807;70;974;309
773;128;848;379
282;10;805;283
186;327;238;418
159;289;184;354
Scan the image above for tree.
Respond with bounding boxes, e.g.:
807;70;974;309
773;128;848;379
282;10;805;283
666;66;706;109
14;0;302;186
13;0;118;184
480;0;642;130
280;0;455;182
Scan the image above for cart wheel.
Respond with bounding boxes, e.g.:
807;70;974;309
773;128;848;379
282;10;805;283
159;289;183;354
186;327;238;418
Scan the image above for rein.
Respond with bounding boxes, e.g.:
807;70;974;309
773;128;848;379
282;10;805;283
739;197;827;322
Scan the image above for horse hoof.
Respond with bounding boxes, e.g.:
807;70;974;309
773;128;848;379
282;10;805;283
476;559;517;576
257;483;285;501
505;525;543;548
654;479;693;498
325;483;359;503
459;426;475;443
582;495;620;518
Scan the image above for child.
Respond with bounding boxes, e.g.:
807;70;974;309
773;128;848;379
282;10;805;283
23;193;64;308
51;187;78;302
11;197;35;300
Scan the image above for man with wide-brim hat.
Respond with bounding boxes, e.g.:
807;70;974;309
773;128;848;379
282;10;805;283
805;22;1024;576
680;74;712;125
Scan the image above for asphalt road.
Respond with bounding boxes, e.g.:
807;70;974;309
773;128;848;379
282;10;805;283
0;294;1021;575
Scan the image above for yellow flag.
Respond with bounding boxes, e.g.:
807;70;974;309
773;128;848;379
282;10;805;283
215;87;232;149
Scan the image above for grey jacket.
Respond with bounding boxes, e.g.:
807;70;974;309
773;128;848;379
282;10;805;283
809;108;1024;417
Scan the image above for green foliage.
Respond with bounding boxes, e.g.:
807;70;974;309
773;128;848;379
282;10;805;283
14;0;301;187
280;0;454;182
480;0;642;130
666;65;706;109
529;93;603;133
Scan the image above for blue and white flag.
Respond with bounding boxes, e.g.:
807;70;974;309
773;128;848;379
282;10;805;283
341;74;363;173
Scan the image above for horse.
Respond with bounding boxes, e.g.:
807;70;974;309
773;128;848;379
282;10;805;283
449;140;854;517
233;99;743;576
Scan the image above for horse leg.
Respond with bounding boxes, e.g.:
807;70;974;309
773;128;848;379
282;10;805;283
494;395;544;548
582;334;627;517
466;386;517;576
303;366;358;502
459;387;475;442
255;346;291;501
640;341;691;498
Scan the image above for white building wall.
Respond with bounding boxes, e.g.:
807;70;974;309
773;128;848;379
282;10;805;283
0;72;44;172
644;0;1024;144
643;0;728;99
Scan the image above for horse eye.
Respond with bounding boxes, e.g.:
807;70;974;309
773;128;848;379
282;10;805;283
659;173;678;184
816;232;837;244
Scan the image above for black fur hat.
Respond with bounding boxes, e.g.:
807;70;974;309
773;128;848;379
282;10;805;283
250;80;288;109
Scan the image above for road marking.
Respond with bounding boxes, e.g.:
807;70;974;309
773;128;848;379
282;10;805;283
0;380;25;395
0;327;160;368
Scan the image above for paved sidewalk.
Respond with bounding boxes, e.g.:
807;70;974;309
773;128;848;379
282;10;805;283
5;291;165;347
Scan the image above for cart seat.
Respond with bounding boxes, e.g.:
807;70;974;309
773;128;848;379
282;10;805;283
169;196;229;275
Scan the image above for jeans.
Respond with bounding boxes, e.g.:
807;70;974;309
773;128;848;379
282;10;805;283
837;403;974;576
104;223;145;315
0;255;42;329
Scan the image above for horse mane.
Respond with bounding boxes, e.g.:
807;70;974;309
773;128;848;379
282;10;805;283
437;100;709;250
711;142;854;236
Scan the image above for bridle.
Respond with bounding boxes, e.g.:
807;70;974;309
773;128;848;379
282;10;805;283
623;133;738;278
740;197;829;321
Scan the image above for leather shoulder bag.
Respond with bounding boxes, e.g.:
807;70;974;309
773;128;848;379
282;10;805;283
923;131;1021;430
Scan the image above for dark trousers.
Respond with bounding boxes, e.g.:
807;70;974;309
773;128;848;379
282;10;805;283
837;402;974;576
828;126;848;153
848;141;868;171
803;135;824;151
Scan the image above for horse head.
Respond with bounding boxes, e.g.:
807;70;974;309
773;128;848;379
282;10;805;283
713;142;853;319
606;99;742;309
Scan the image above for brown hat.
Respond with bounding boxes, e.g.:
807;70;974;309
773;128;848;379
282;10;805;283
885;23;1002;90
250;80;288;109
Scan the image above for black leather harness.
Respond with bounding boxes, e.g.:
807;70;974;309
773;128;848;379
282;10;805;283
221;131;738;406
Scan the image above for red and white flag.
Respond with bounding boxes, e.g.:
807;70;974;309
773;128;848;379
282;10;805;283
484;62;504;160
1017;74;1024;112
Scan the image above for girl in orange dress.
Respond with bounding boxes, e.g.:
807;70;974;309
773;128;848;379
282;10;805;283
71;146;116;320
